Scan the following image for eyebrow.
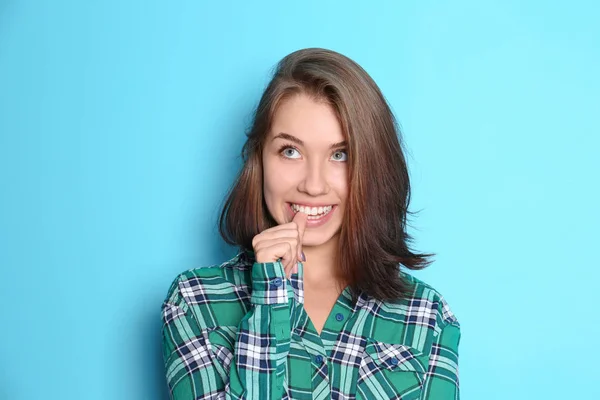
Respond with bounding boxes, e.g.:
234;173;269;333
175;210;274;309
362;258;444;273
272;132;347;149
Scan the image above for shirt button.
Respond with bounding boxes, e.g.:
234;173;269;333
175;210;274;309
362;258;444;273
335;313;344;321
315;355;323;363
390;357;399;366
270;277;283;287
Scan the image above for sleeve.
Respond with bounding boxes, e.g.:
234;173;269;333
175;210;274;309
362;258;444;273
161;260;295;400
419;316;461;400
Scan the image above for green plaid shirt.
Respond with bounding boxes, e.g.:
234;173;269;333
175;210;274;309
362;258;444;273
161;251;460;399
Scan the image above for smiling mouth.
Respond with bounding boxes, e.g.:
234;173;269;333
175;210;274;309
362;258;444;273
289;203;335;219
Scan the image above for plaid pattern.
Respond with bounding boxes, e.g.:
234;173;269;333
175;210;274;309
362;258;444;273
162;251;461;399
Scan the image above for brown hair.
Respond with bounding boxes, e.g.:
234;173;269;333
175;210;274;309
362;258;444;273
219;48;434;302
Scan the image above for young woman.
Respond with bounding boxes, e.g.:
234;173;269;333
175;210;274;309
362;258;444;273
161;48;461;400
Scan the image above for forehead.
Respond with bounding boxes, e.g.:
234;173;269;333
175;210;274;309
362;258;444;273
269;94;345;145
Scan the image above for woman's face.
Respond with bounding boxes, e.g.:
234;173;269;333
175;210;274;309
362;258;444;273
262;93;348;247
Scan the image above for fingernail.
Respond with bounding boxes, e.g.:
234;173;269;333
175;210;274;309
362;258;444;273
301;251;306;262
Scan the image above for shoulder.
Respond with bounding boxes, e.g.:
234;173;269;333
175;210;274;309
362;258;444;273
364;270;460;350
162;250;254;312
400;270;460;329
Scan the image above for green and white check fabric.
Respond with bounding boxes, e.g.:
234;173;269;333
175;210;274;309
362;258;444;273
161;251;460;399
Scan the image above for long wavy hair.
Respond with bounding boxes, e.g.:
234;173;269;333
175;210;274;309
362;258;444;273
219;48;434;302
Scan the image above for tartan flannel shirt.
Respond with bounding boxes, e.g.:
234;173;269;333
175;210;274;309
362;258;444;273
161;251;461;399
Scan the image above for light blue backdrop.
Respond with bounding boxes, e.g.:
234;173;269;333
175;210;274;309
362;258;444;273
1;1;598;399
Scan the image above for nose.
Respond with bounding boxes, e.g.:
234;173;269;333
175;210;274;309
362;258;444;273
298;159;329;196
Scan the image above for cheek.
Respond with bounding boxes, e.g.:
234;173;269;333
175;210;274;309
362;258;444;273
263;160;295;200
330;170;348;201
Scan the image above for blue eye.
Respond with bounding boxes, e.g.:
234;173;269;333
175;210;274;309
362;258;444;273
280;146;301;159
331;150;348;162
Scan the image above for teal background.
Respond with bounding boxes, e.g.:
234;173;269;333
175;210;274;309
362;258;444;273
1;1;598;399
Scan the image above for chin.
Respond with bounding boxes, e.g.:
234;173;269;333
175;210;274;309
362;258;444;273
302;229;340;248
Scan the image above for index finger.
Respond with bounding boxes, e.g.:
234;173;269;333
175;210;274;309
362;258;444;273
292;211;307;239
292;211;307;266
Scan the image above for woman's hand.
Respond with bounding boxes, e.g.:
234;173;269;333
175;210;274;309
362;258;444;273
252;211;308;279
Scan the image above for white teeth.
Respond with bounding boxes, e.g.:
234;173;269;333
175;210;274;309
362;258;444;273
290;204;334;217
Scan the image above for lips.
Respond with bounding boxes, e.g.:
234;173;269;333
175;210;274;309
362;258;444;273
290;203;333;217
287;203;337;227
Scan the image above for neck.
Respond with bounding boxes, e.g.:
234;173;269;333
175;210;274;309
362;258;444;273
302;234;346;290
